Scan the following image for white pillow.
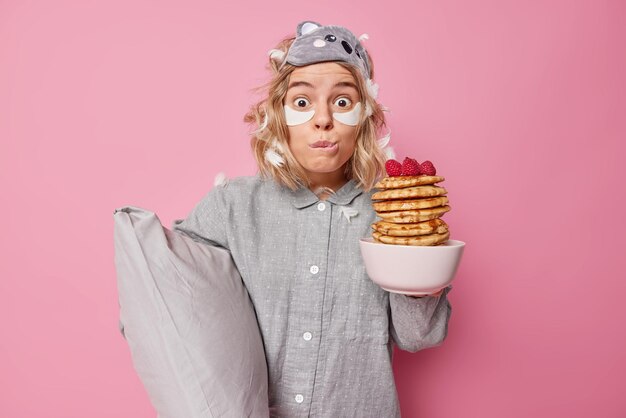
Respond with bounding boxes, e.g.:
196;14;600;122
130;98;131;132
114;206;269;418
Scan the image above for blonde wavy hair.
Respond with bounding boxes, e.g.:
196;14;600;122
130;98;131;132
243;36;389;192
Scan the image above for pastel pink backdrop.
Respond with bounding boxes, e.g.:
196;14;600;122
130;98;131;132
1;0;624;417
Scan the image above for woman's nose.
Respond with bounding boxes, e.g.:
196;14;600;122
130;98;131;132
314;103;333;130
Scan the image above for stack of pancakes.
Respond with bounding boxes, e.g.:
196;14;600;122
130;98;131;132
371;175;451;246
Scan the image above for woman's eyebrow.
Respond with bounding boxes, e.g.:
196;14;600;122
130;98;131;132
288;81;313;89
334;81;358;90
288;80;358;90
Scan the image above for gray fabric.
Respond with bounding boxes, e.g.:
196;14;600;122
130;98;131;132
113;206;269;418
281;20;372;80
172;175;452;418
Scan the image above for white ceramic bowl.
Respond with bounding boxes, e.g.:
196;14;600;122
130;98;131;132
359;238;465;295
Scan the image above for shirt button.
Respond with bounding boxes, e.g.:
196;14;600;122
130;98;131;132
317;202;326;211
295;394;304;403
310;265;319;274
303;332;312;341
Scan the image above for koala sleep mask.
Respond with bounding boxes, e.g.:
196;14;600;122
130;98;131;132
280;21;372;80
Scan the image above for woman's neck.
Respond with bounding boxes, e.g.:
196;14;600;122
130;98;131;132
307;171;348;200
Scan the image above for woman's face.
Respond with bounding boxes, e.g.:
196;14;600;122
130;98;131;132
283;62;361;185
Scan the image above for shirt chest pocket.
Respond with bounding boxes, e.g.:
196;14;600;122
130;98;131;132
344;265;390;345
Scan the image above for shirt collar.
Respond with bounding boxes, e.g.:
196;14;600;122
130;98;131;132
289;178;363;209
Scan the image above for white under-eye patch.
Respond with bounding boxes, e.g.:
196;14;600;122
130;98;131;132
313;39;326;47
333;102;362;126
284;105;315;126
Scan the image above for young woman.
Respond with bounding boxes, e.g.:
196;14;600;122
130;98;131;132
173;20;452;417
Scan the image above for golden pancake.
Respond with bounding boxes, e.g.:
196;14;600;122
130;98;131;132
372;196;449;212
375;205;451;223
374;175;445;189
372;230;450;246
371;218;449;236
372;185;447;201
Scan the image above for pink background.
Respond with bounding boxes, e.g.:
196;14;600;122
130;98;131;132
1;0;625;417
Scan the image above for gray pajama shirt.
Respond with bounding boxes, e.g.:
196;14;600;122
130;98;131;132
172;174;452;418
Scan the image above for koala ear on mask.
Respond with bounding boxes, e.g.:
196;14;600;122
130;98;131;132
296;21;323;37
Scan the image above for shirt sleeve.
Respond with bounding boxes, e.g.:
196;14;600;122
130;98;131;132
388;285;453;352
171;185;230;250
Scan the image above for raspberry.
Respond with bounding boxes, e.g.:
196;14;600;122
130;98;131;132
385;159;402;176
420;160;437;175
401;157;421;176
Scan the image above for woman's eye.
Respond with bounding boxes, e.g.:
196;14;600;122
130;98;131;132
294;98;310;108
334;97;352;108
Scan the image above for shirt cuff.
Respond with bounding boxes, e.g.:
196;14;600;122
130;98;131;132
405;285;452;299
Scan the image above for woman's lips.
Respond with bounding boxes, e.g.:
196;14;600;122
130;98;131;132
310;140;337;149
311;140;334;147
310;141;338;153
